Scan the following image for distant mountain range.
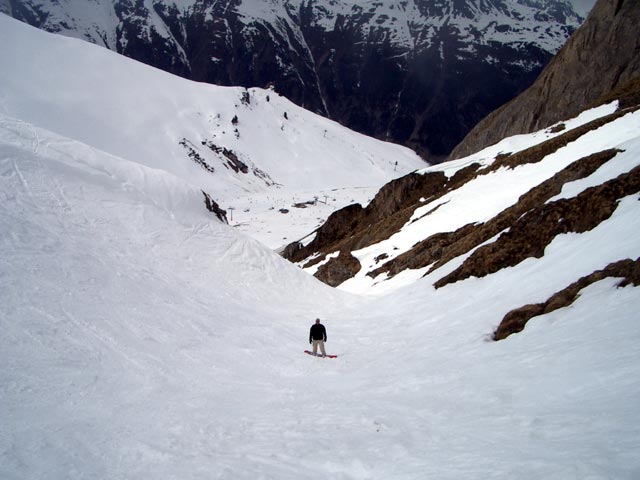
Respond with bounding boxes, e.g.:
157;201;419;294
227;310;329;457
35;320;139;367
1;0;583;161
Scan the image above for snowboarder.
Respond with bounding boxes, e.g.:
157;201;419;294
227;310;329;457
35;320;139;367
309;318;327;357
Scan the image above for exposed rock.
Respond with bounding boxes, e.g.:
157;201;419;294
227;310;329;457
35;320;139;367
281;241;303;261
451;0;640;159
287;163;495;284
485;107;635;172
179;138;215;173
367;171;449;221
373;148;622;281
435;160;639;288
221;148;248;174
283;172;448;267
202;141;249;174
590;76;640;111
252;167;277;187
288;94;636;289
361;109;632;281
494;257;640;340
315;251;361;288
288;203;366;266
368;224;477;279
202;191;227;223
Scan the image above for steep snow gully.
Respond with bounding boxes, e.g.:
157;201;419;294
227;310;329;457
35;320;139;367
1;13;639;480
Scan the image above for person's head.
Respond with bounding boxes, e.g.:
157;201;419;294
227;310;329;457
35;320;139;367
315;318;320;324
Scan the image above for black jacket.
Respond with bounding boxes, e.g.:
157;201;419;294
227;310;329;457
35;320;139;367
309;323;327;342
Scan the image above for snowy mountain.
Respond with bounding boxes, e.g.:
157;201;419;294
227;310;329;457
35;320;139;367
1;8;639;480
284;0;640;298
286;97;640;297
1;0;583;161
0;13;424;248
452;0;640;159
286;95;640;293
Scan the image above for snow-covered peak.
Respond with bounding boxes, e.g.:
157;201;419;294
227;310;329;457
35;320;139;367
0;13;424;247
3;0;582;58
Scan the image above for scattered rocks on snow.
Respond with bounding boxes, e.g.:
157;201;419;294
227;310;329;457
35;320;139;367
179;138;215;173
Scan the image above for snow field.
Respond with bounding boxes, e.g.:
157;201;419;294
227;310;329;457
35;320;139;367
1;12;639;480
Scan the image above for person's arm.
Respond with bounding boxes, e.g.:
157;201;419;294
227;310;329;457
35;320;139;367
323;326;327;342
309;327;312;344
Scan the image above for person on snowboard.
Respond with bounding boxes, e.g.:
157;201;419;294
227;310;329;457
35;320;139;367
309;318;327;357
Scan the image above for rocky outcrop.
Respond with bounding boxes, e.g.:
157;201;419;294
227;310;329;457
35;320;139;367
285;162;496;280
450;0;640;159
315;251;361;288
286;81;640;288
202;191;228;223
436;161;640;288
372;146;623;282
283;171;450;267
494;257;640;340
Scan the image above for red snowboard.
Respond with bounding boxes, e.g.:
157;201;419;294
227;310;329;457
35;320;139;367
304;350;337;358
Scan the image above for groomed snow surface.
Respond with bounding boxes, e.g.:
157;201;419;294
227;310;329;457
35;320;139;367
2;13;640;480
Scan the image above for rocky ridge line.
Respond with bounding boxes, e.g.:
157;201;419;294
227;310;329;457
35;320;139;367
450;0;640;160
283;102;637;287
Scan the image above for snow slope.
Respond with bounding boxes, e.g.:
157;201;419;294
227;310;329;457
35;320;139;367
0;13;424;248
2;107;639;480
2;10;640;480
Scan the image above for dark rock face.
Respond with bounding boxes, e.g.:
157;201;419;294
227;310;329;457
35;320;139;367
283;171;450;272
494;257;640;340
202;191;228;223
3;0;582;162
451;0;640;159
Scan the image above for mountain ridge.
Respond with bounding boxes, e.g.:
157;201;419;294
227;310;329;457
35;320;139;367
0;12;425;247
2;0;583;161
450;0;640;159
283;95;640;300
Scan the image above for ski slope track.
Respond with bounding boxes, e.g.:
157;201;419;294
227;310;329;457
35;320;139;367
1;13;640;480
